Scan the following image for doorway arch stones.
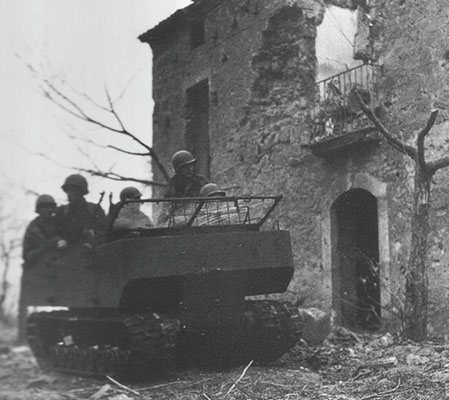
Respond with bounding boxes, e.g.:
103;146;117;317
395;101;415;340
321;173;391;314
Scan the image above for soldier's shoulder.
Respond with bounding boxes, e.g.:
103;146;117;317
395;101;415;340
53;205;68;221
55;204;68;214
25;216;41;229
169;174;181;184
25;216;51;235
86;201;106;215
195;174;208;183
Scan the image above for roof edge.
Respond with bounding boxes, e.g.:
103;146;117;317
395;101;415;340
138;4;193;47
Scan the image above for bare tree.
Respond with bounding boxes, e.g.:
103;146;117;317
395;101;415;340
356;91;447;341
0;196;22;322
20;56;170;188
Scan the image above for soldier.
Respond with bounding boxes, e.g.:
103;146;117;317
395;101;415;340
55;174;107;245
112;186;154;230
197;183;229;226
199;183;226;197
22;194;62;267
19;194;62;343
165;150;208;198
157;150;208;226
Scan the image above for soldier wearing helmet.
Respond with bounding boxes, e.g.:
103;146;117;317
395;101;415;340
55;174;106;245
20;194;62;343
23;194;62;266
112;186;154;231
120;186;142;202
164;150;208;198
199;183;226;197
196;183;229;226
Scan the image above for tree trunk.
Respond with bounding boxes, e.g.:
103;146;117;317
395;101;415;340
404;171;430;341
0;258;10;322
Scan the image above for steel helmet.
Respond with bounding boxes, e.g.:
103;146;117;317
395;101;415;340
62;174;88;195
35;194;56;212
171;150;196;172
120;186;142;201
199;183;226;197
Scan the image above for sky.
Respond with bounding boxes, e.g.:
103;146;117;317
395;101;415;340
316;6;359;81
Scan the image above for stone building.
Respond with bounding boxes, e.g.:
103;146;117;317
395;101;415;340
139;0;449;335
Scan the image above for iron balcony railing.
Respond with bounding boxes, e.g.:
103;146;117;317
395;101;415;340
309;64;382;143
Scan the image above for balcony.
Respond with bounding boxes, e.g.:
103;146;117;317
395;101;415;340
304;64;383;156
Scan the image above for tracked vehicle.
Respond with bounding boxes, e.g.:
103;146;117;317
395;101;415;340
24;196;302;378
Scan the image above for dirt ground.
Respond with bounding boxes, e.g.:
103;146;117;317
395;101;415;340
1;324;448;400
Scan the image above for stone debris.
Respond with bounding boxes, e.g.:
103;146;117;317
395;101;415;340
297;307;332;345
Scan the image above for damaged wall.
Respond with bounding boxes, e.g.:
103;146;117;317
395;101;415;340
363;0;449;335
326;0;449;334
141;0;449;335
143;0;323;187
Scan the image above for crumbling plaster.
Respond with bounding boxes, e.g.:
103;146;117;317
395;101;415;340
346;0;449;334
144;0;449;334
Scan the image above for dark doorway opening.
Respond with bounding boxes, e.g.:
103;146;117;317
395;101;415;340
331;189;380;330
185;79;210;178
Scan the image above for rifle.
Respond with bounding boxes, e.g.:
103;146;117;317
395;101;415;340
82;191;106;245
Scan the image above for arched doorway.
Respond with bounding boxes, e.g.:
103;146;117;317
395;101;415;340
331;189;380;330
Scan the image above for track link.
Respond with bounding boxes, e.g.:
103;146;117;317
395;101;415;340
26;300;301;377
177;300;303;369
27;309;180;378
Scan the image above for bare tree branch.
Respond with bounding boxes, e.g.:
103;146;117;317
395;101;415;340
34;151;73;170
51;78;171;183
80;169;166;187
102;86;171;182
44;78;128;135
21;55;172;184
5;129;164;188
107;145;151;157
427;157;449;175
354;90;417;158
417;110;438;171
112;67;143;103
67;132;110;151
105;85;126;132
21;185;40;197
66;80;112;113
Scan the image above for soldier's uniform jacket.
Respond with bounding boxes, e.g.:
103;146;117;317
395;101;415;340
165;173;208;198
55;199;106;244
22;216;58;268
113;204;154;230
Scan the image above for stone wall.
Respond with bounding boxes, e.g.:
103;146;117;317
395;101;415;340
141;0;449;335
142;0;324;195
365;0;449;335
